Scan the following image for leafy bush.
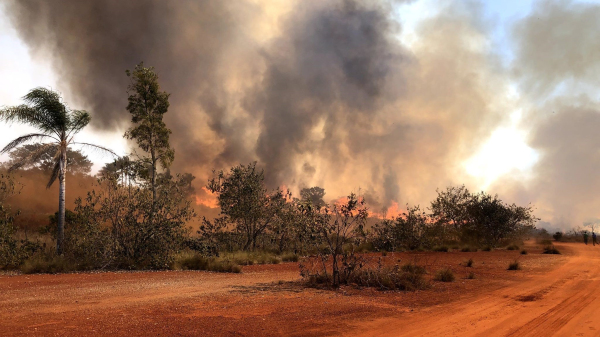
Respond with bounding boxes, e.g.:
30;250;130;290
434;268;455;282
506;244;519;251
543;245;560;254
508;260;520;270
466;258;474;267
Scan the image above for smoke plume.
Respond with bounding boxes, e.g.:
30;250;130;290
3;0;539;219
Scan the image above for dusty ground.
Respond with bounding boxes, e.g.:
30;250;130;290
1;241;594;336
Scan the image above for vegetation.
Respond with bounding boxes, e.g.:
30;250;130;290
0;88;113;254
543;245;561;254
434;268;455;282
508;260;521;270
0;64;546;289
553;231;563;241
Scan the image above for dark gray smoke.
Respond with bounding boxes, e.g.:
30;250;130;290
3;0;511;213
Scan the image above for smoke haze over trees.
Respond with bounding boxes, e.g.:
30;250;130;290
2;0;600;229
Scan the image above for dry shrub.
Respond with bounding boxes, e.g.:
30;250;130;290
467;272;475;279
543;245;560;254
281;252;299;262
466;258;474;267
434;268;455;282
520;249;528;255
508;260;520;270
21;253;77;274
172;251;241;273
506;244;519;251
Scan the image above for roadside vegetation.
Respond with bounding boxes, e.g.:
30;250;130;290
0;63;545;291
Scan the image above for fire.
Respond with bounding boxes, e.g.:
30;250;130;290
195;186;219;208
369;201;404;219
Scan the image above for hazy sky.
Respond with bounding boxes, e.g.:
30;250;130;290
1;0;600;230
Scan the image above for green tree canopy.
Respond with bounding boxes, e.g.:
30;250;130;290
7;144;93;175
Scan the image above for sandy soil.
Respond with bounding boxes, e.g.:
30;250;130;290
0;242;594;336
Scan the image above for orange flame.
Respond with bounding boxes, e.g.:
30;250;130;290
195;186;219;208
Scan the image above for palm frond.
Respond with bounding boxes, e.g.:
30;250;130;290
0;105;59;136
46;157;62;188
1;133;59;154
71;142;117;157
67;110;91;137
23;88;68;130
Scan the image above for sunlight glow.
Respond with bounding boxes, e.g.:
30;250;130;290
464;110;539;189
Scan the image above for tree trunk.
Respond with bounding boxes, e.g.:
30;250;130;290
57;152;66;255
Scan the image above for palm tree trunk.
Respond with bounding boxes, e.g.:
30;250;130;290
57;152;66;255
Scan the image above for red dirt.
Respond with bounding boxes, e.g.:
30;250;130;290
1;242;594;336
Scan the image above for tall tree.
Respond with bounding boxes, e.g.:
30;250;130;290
7;144;93;174
0;88;114;254
208;162;286;250
124;63;174;211
299;186;326;210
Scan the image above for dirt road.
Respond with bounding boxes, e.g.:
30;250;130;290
355;242;600;336
0;242;593;336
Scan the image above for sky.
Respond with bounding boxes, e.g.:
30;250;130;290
1;0;600;230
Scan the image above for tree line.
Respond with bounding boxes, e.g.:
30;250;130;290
0;63;537;286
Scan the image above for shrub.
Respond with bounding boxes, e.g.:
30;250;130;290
467;272;476;279
520;249;528;255
433;246;449;252
172;251;241;273
543;245;561;254
434;268;455;282
506;244;519;251
466;258;474;267
553;232;563;241
281;252;299;262
461;247;476;252
482;246;492;251
224;251;282;265
508;260;520;270
349;265;429;291
401;262;427;275
21;254;77;274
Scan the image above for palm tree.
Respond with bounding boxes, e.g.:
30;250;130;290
0;88;114;254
